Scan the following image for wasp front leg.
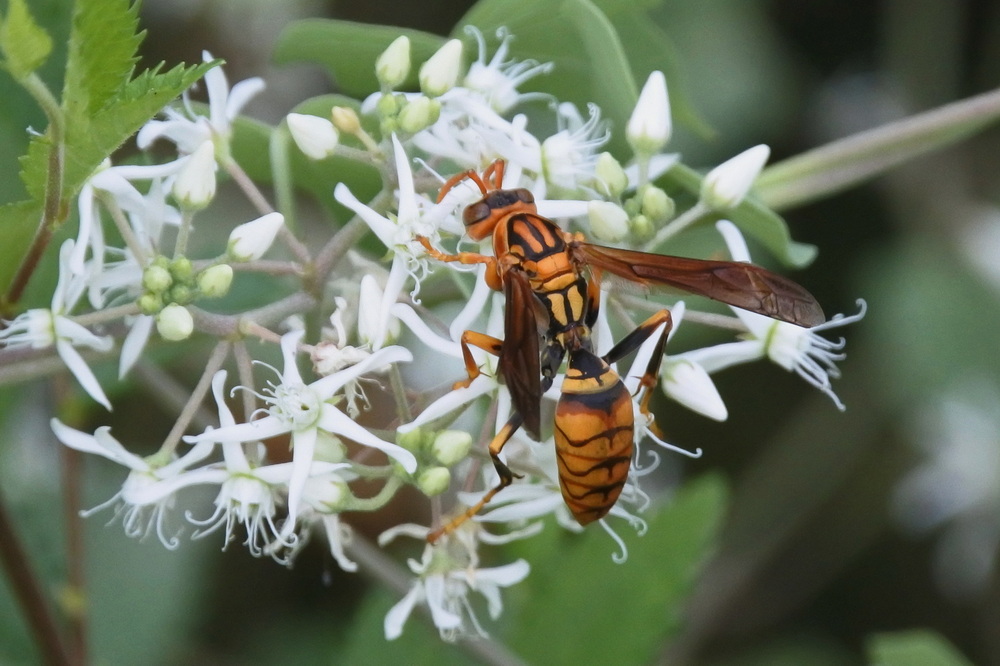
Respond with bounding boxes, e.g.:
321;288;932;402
427;411;524;543
603;309;673;421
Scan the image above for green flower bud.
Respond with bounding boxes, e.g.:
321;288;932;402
331;106;361;134
156;303;194;341
170;256;194;282
431;430;473;467
588;201;630;243
169;284;194;305
197;264;233;298
630;214;654;241
397;428;425;454
398;96;440;134
594;152;628;198
640;185;674;224
138;292;163;315
417;466;451;497
142;264;172;293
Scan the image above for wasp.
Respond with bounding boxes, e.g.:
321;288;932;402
418;160;824;542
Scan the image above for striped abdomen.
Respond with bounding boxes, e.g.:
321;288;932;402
554;348;634;525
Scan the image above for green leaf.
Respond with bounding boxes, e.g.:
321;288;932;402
501;474;728;664
0;0;53;79
757;86;1000;210
457;0;638;157
273;20;445;98
591;0;714;139
866;630;973;666
664;162;817;267
62;0;142;118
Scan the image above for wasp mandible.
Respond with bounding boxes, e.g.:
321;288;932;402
418;160;824;542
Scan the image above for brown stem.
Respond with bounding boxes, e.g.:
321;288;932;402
0;488;72;666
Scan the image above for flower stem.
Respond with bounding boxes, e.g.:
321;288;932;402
643;201;709;251
159;340;230;456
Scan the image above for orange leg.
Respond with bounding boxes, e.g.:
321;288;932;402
416;235;496;269
427;412;524;543
454;330;503;390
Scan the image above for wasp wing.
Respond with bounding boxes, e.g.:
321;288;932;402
575;243;825;327
498;268;545;440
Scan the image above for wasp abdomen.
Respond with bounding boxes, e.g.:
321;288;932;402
554;349;634;525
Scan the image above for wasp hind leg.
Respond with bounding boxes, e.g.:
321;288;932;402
603;309;673;427
452;330;503;390
427;412;524;544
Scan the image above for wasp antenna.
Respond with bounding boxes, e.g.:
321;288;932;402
437;168;489;203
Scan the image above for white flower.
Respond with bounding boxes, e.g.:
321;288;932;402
588;200;630;243
334;135;442;349
540;103;608;193
137;51;264;157
184;330;416;540
0;240;113;409
627;70;671;155
462;26;553;114
176;371;350;562
227;212;285;262
50;419;215;548
680;221;865;410
379;523;530;640
892;383;1000;599
286;113;339;160
700;144;770;211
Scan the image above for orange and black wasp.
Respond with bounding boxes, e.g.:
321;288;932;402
418;160;824;542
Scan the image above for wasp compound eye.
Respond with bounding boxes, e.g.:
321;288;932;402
463;201;492;228
514;188;535;204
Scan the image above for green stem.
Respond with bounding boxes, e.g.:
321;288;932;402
643;201;709;252
344;476;402;512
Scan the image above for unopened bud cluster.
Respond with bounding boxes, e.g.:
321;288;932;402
398;427;474;497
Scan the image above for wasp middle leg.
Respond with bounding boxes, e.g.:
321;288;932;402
603;309;674;420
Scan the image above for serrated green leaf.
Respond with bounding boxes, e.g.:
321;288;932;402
62;0;142;117
0;0;53;79
0;200;42;295
757;86;1000;210
457;0;638;157
663;162;817;267
501;474;728;664
273;20;445;98
867;630;973;666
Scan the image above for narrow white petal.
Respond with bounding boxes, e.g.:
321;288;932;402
119;315;154;379
333;183;398;248
279;329;306;386
385;584;423;640
280;426;317;539
318;406;417;473
424;575;462;630
399;374;495;433
56;340;111;410
225;77;265;121
184;415;288;444
392;303;461;358
309;344;413;399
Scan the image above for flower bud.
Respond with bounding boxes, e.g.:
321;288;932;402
420;39;463;97
142;264;172;293
640;185;674;224
331;106;361;134
627;71;671;156
138;293;163;315
588;201;630;243
172;141;216;209
630;214;654;241
169;284;194;305
357;274;399;346
662;358;727;421
197;264;233;298
700;144;770;211
305;475;350;511
397;427;425;454
287;113;339;160
375;36;410;89
156;303;194;341
170;256;193;282
594;152;628;198
376;93;401;118
431;430;472;467
417;466;451;497
228;212;284;262
397;96;440;134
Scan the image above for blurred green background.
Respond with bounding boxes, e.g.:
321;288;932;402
3;0;1000;663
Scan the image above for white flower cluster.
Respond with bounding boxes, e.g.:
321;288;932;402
0;29;864;642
